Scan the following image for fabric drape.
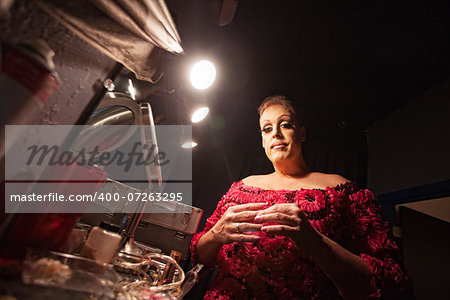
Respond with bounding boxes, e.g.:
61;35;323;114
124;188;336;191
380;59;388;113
34;0;183;82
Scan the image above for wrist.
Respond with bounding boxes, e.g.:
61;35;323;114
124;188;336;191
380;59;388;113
197;229;224;267
208;228;225;246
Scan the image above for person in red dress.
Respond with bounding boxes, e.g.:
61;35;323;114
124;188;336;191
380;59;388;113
191;95;413;299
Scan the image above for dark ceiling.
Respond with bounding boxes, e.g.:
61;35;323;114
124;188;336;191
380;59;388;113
154;0;450;217
163;0;449;134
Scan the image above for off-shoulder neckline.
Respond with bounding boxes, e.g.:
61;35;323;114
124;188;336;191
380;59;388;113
237;180;354;193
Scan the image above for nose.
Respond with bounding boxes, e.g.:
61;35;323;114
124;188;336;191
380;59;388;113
272;125;283;139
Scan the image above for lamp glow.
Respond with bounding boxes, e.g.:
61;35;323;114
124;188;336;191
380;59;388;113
191;107;209;123
190;60;216;90
182;141;198;149
128;79;136;100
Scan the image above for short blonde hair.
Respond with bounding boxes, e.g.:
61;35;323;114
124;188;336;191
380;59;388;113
258;95;301;124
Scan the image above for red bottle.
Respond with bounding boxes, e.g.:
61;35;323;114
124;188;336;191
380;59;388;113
0;164;108;268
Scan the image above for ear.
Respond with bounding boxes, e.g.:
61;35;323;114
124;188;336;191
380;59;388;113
299;126;306;142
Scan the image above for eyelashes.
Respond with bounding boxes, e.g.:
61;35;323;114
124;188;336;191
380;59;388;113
281;122;294;129
260;122;295;134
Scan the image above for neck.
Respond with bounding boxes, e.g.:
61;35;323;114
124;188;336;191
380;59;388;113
272;155;310;178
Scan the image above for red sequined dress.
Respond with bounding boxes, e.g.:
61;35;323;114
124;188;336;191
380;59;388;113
190;181;412;299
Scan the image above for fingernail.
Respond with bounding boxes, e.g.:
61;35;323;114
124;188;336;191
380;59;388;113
260;202;268;207
254;236;261;240
261;226;267;231
254;214;261;222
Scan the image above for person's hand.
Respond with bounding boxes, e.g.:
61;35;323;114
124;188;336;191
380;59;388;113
210;202;265;245
254;203;321;253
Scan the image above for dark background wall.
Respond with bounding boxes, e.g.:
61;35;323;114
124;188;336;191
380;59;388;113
367;79;450;195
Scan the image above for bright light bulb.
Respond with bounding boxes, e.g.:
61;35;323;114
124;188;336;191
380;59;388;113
190;60;216;90
191;107;209;123
182;141;198;149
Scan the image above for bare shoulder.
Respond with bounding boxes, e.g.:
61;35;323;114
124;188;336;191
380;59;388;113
310;172;351;188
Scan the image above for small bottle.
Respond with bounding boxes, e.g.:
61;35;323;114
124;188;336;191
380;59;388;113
80;221;121;264
157;250;182;286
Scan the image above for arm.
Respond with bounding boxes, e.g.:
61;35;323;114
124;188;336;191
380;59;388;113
341;187;413;299
257;204;372;299
190;195;226;268
308;230;372;299
255;185;411;299
190;186;264;267
195;227;226;266
196;202;263;266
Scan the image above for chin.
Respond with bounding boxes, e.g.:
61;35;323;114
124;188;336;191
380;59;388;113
268;152;289;163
